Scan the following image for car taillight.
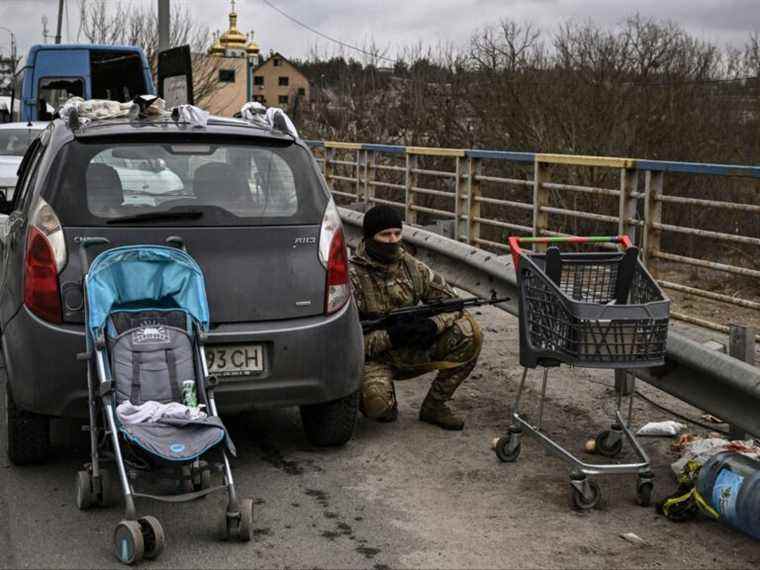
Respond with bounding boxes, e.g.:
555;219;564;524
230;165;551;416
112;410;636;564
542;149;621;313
23;198;66;323
319;199;350;314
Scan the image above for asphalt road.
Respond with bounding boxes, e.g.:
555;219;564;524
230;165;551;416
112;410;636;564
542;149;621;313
2;306;760;568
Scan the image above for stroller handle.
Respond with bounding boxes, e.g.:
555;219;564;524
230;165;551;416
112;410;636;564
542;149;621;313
78;237;110;275
507;235;633;269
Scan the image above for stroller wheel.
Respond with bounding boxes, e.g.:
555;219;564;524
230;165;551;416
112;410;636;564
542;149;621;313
180;465;194;494
220;498;254;542
98;468;119;507
75;470;94;510
238;498;254;542
219;513;233;541
195;468;212;492
113;520;144;565
138;516;166;560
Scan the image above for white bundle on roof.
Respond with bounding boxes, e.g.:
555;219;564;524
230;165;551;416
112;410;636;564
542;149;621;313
59;96;133;127
59;95;169;128
239;102;299;137
172;104;210;128
240;101;266;120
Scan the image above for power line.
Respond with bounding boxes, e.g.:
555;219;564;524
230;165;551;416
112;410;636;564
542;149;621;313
258;0;396;64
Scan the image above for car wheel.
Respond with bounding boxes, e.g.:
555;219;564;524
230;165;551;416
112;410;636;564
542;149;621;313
5;381;51;465
299;390;358;447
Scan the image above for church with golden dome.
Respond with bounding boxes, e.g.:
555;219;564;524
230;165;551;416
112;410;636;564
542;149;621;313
208;0;261;63
200;0;309;117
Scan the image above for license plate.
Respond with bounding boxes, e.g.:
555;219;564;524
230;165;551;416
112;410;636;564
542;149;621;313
205;344;265;377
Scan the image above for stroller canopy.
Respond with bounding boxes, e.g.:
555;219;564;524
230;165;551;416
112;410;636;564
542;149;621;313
85;245;210;337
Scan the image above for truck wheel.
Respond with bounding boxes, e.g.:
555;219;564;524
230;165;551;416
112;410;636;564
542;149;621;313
5;381;51;465
299;390;358;447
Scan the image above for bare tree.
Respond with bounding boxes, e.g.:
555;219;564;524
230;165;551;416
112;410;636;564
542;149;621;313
78;0;222;102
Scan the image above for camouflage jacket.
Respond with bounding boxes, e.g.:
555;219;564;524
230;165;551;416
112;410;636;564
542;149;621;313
349;240;462;359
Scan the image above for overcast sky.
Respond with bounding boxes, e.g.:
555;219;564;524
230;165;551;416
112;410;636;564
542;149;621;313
1;0;758;63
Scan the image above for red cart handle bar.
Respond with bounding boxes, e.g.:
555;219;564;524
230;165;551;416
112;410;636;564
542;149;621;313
508;235;633;269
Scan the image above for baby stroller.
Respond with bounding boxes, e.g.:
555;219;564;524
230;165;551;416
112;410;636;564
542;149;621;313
75;240;253;564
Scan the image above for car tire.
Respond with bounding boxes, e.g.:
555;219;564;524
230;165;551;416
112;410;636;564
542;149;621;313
299;390;358;447
5;380;51;465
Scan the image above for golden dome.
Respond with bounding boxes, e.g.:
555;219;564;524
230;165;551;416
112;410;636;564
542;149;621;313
208;33;225;56
246;31;260;55
208;0;251;54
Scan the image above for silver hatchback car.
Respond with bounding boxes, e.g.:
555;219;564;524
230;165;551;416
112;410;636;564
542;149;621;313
0;114;363;464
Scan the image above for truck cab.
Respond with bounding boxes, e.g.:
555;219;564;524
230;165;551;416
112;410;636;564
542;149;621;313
20;44;155;122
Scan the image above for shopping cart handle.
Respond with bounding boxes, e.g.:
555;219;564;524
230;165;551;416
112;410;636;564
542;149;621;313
507;235;633;269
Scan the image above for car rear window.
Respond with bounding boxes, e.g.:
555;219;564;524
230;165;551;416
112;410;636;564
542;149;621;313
48;139;327;226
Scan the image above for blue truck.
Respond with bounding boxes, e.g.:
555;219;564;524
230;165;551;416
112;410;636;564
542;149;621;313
20;44;155;122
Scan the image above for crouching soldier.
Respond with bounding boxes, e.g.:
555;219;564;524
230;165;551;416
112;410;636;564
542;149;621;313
349;205;482;430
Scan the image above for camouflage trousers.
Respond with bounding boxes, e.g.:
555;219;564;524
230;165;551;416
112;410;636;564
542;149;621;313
360;313;482;419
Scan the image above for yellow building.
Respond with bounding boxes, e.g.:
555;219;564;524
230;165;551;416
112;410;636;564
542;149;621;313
251;53;310;110
199;1;309;116
199;1;259;116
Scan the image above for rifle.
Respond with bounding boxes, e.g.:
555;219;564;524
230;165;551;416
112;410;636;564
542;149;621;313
361;294;510;334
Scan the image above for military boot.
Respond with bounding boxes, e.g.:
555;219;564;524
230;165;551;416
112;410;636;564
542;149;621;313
419;397;464;430
376;400;398;423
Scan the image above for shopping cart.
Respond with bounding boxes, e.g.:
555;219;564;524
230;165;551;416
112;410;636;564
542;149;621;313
492;235;671;510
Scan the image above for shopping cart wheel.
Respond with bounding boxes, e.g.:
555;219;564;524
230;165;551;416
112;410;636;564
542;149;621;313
113;520;144;565
636;475;654;507
569;478;601;511
138;516;166;560
75;470;94;510
492;434;521;463
595;430;623;458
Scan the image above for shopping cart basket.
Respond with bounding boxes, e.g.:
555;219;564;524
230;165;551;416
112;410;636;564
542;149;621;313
492;235;670;510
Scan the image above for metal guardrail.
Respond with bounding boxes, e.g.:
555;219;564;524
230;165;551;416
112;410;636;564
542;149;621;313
338;207;760;437
310;141;760;339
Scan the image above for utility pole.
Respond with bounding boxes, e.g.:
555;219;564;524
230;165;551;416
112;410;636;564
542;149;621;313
55;0;64;44
158;0;170;53
42;16;50;44
0;27;17;120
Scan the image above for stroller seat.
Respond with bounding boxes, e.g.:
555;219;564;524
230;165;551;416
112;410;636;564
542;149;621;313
108;308;227;462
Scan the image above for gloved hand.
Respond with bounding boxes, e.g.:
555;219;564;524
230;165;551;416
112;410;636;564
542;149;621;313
387;318;439;349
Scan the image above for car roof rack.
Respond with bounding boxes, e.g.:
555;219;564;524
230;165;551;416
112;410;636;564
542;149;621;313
57;96;298;140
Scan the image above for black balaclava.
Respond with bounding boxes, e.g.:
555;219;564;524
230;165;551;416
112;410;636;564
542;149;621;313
363;205;403;264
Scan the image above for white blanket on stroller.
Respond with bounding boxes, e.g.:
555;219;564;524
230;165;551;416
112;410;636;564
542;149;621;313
116;401;207;425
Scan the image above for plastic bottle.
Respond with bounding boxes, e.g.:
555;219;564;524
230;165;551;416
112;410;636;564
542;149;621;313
696;451;760;540
182;380;198;408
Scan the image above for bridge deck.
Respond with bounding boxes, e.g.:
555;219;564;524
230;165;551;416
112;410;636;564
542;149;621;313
2;303;758;567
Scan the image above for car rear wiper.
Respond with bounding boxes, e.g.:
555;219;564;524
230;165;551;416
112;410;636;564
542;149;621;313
106;209;204;224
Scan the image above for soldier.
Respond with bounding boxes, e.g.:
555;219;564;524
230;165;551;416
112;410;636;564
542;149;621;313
349;205;482;430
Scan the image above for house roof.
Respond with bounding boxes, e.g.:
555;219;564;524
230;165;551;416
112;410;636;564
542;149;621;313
251;52;302;75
